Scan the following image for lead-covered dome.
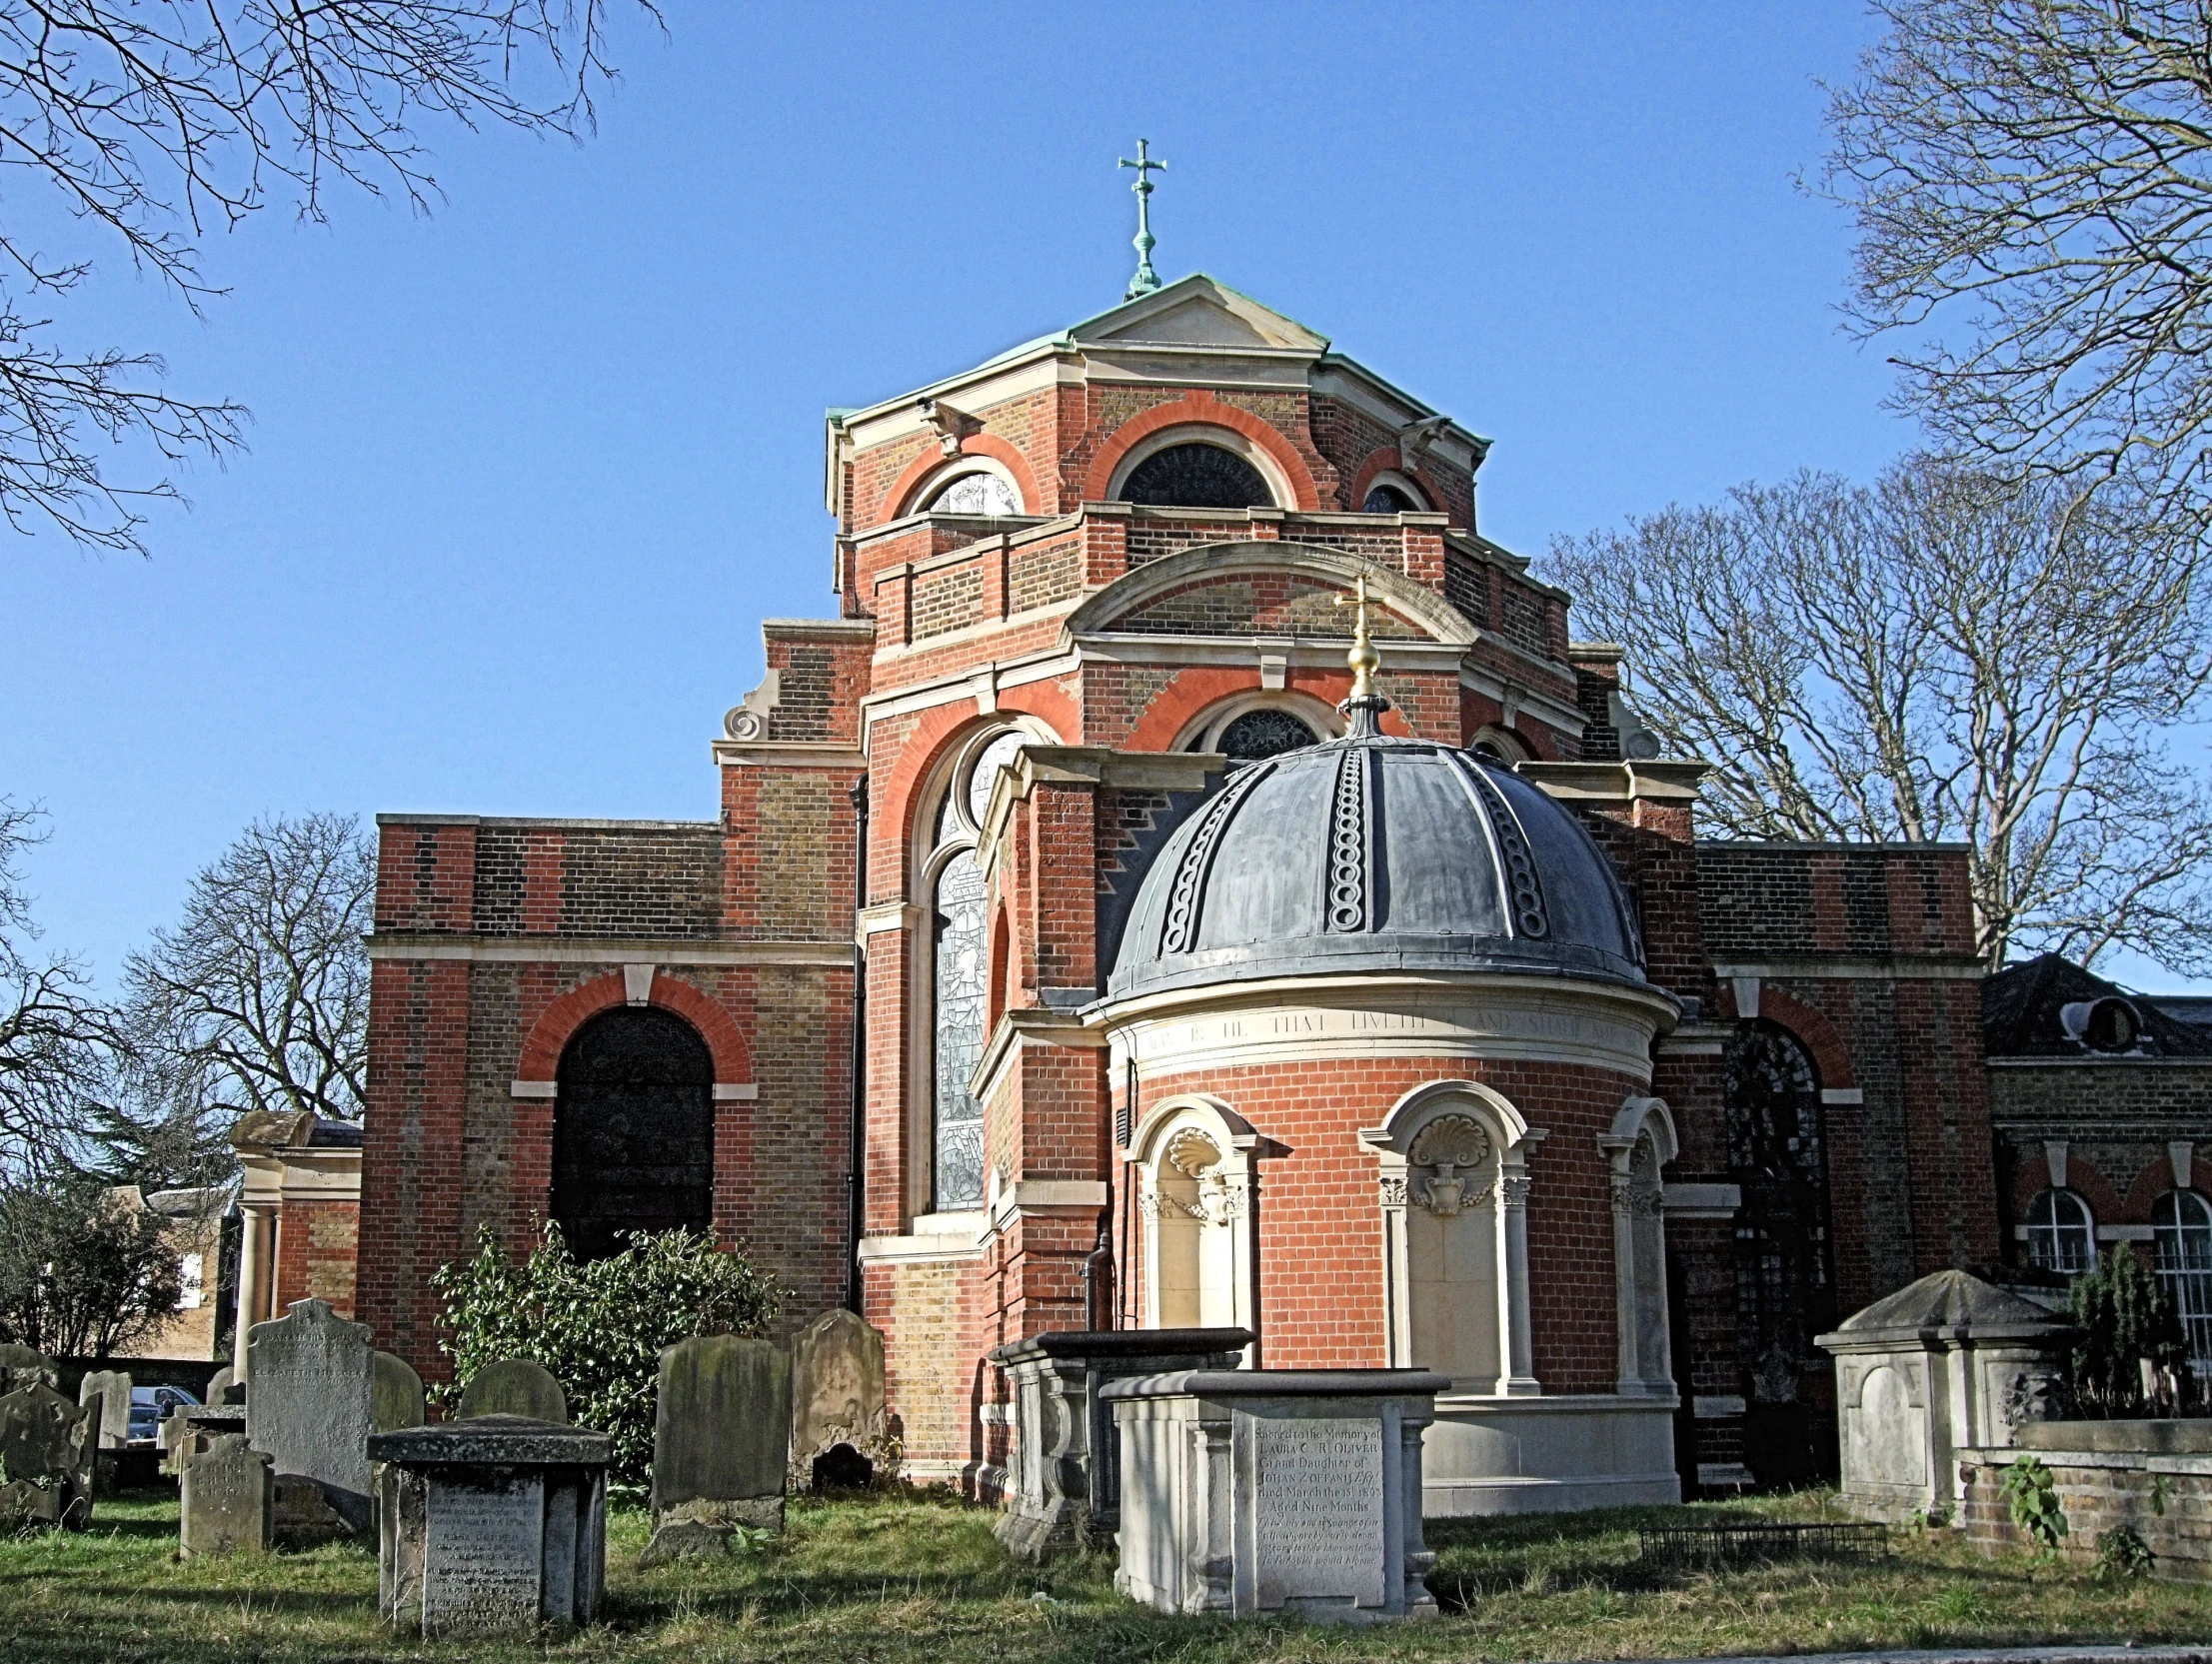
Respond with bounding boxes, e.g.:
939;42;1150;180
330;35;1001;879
1106;726;1648;1002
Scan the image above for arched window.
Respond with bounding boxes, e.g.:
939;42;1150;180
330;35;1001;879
920;728;1031;1211
2153;1189;2212;1364
1119;442;1273;509
1216;708;1316;761
1362;484;1419;513
926;471;1021;517
553;1005;715;1261
2023;1187;2096;1275
1723;1020;1835;1484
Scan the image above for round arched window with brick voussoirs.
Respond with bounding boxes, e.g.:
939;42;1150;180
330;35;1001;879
926;471;1022;517
2024;1186;2097;1276
552;1004;715;1261
1362;483;1419;513
919;727;1032;1212
1118;442;1274;509
1722;1018;1836;1488
2153;1189;2212;1367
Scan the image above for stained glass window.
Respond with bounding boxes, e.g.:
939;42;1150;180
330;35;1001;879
1216;709;1316;761
931;849;989;1208
965;731;1029;826
1119;443;1272;509
928;472;1022;517
2154;1189;2212;1364
1362;484;1418;513
2026;1188;2097;1275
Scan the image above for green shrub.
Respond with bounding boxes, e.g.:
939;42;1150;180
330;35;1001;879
2069;1243;2191;1416
2096;1524;2155;1582
1999;1454;2068;1553
432;1222;780;1480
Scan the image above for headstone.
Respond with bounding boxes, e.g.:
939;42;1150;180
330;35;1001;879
0;1342;56;1394
457;1359;567;1424
1817;1269;2076;1524
373;1352;426;1432
179;1433;273;1555
246;1296;376;1531
207;1365;244;1405
988;1327;1252;1561
0;1382;97;1530
370;1416;610;1638
1104;1368;1444;1623
78;1368;132;1449
790;1310;890;1490
644;1334;789;1564
161;1403;248;1476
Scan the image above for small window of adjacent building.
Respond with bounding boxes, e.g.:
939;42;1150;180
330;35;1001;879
179;1252;205;1309
2154;1188;2212;1367
2024;1187;2097;1275
1119;442;1273;510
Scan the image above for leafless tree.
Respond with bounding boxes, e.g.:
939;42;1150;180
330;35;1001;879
1821;1;2212;523
0;801;120;1179
1547;455;2212;972
0;0;656;555
124;812;372;1123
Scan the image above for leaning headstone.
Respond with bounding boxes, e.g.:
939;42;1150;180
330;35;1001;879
373;1352;426;1433
790;1310;889;1490
370;1416;610;1638
179;1433;273;1555
1105;1368;1444;1623
206;1365;244;1405
0;1342;56;1394
457;1359;567;1424
990;1327;1252;1561
78;1368;132;1449
246;1296;375;1532
643;1334;790;1564
0;1382;97;1530
1817;1268;2076;1524
162;1403;247;1476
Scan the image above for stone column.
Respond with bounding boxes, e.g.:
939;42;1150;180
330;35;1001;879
1376;1170;1411;1369
232;1204;268;1380
1498;1169;1538;1395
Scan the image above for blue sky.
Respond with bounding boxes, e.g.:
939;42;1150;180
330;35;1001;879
6;2;2192;992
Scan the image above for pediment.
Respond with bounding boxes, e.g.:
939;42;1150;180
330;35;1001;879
1072;276;1328;353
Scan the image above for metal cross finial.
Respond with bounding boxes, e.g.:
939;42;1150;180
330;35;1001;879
1118;139;1166;300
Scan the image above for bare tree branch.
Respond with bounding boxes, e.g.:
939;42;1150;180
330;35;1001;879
1546;455;2212;972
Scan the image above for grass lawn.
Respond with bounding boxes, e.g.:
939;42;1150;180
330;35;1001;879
0;1483;2206;1662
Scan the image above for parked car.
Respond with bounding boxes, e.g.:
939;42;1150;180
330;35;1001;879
126;1383;199;1445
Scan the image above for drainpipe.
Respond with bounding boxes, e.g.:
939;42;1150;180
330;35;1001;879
846;775;870;1313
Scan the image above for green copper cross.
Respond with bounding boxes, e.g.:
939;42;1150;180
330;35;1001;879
1118;139;1166;300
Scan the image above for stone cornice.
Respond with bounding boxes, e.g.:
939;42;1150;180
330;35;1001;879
1709;953;1985;982
710;741;868;771
1518;761;1709;805
971;1005;1109;1106
366;934;857;967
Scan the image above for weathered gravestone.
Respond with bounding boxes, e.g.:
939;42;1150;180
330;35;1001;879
457;1360;567;1423
1105;1369;1444;1624
370;1416;609;1639
1817;1269;2076;1524
0;1382;97;1530
989;1327;1252;1561
246;1297;375;1532
180;1433;273;1555
162;1403;248;1476
0;1342;57;1393
373;1352;426;1433
78;1368;132;1449
206;1365;244;1405
644;1334;789;1564
790;1310;888;1490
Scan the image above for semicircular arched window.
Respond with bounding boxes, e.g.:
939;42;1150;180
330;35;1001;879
920;727;1031;1211
1119;442;1273;509
1216;708;1316;761
2153;1188;2212;1364
1362;483;1420;513
926;471;1022;517
553;1005;715;1261
2025;1186;2097;1275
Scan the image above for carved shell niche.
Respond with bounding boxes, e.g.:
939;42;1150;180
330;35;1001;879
1163;1127;1224;1180
1407;1113;1492;1217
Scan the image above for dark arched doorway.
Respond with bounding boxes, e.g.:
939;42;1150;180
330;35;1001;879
553;1005;715;1261
1724;1018;1837;1487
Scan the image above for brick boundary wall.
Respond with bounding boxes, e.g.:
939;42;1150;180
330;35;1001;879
1961;1441;2212;1580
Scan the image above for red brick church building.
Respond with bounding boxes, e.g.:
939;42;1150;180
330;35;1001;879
351;275;2001;1508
